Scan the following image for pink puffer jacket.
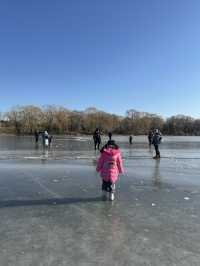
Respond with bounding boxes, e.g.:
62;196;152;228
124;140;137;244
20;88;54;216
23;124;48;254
96;148;124;183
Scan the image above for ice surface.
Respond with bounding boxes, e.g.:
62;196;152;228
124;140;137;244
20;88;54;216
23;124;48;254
0;135;200;265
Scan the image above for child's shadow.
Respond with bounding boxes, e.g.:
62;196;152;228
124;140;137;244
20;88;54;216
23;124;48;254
0;197;102;209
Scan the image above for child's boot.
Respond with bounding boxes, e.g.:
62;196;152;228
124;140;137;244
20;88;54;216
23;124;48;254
109;192;115;201
102;191;107;201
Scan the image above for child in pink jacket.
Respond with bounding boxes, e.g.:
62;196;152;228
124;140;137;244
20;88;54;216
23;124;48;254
96;140;124;201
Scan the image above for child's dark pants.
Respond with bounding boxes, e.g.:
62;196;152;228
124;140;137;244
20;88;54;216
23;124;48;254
102;180;115;193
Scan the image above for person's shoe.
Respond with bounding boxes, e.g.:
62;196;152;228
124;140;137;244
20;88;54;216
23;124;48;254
109;193;115;201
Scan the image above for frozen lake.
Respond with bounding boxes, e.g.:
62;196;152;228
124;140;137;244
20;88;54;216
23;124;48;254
0;135;200;265
1;135;200;187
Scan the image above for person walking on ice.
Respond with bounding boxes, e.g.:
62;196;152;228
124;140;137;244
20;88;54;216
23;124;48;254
148;130;154;146
34;130;39;144
108;132;112;141
152;129;162;159
93;128;101;150
129;135;133;145
42;130;49;148
96;140;124;201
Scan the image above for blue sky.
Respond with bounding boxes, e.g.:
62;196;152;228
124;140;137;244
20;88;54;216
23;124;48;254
1;0;200;117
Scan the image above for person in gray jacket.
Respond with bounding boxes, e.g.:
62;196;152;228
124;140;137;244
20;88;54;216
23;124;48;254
152;129;162;159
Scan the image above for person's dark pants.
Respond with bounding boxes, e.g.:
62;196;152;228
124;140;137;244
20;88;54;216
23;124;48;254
102;180;115;193
154;144;160;157
148;137;152;146
94;141;100;150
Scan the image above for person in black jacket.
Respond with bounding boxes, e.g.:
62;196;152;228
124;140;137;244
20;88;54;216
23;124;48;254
93;128;101;150
129;135;133;145
108;132;112;141
34;130;39;143
152;129;162;159
148;130;154;146
48;135;53;146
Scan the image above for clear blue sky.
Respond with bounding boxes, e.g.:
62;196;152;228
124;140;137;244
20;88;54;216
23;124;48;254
1;0;200;118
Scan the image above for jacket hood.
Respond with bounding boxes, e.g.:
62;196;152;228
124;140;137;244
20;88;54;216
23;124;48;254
103;148;120;156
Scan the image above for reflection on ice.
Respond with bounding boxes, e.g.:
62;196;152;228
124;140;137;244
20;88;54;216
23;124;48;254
152;159;162;190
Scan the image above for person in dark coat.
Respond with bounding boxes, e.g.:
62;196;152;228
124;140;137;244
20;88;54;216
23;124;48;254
152;129;162;159
48;135;53;146
93;128;101;150
34;130;39;143
42;131;49;147
148;130;154;146
129;135;133;145
108;132;112;141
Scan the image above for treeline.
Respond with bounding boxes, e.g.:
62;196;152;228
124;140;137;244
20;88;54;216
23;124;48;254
1;105;200;136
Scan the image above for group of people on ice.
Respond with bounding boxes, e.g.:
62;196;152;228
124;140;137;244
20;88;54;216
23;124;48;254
34;128;162;202
34;130;53;147
93;128;162;159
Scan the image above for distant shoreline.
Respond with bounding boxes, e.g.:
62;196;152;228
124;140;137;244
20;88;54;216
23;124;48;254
1;105;200;136
1;133;200;137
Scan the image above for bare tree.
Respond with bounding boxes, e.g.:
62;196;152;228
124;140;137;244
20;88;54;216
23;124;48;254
3;105;200;136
